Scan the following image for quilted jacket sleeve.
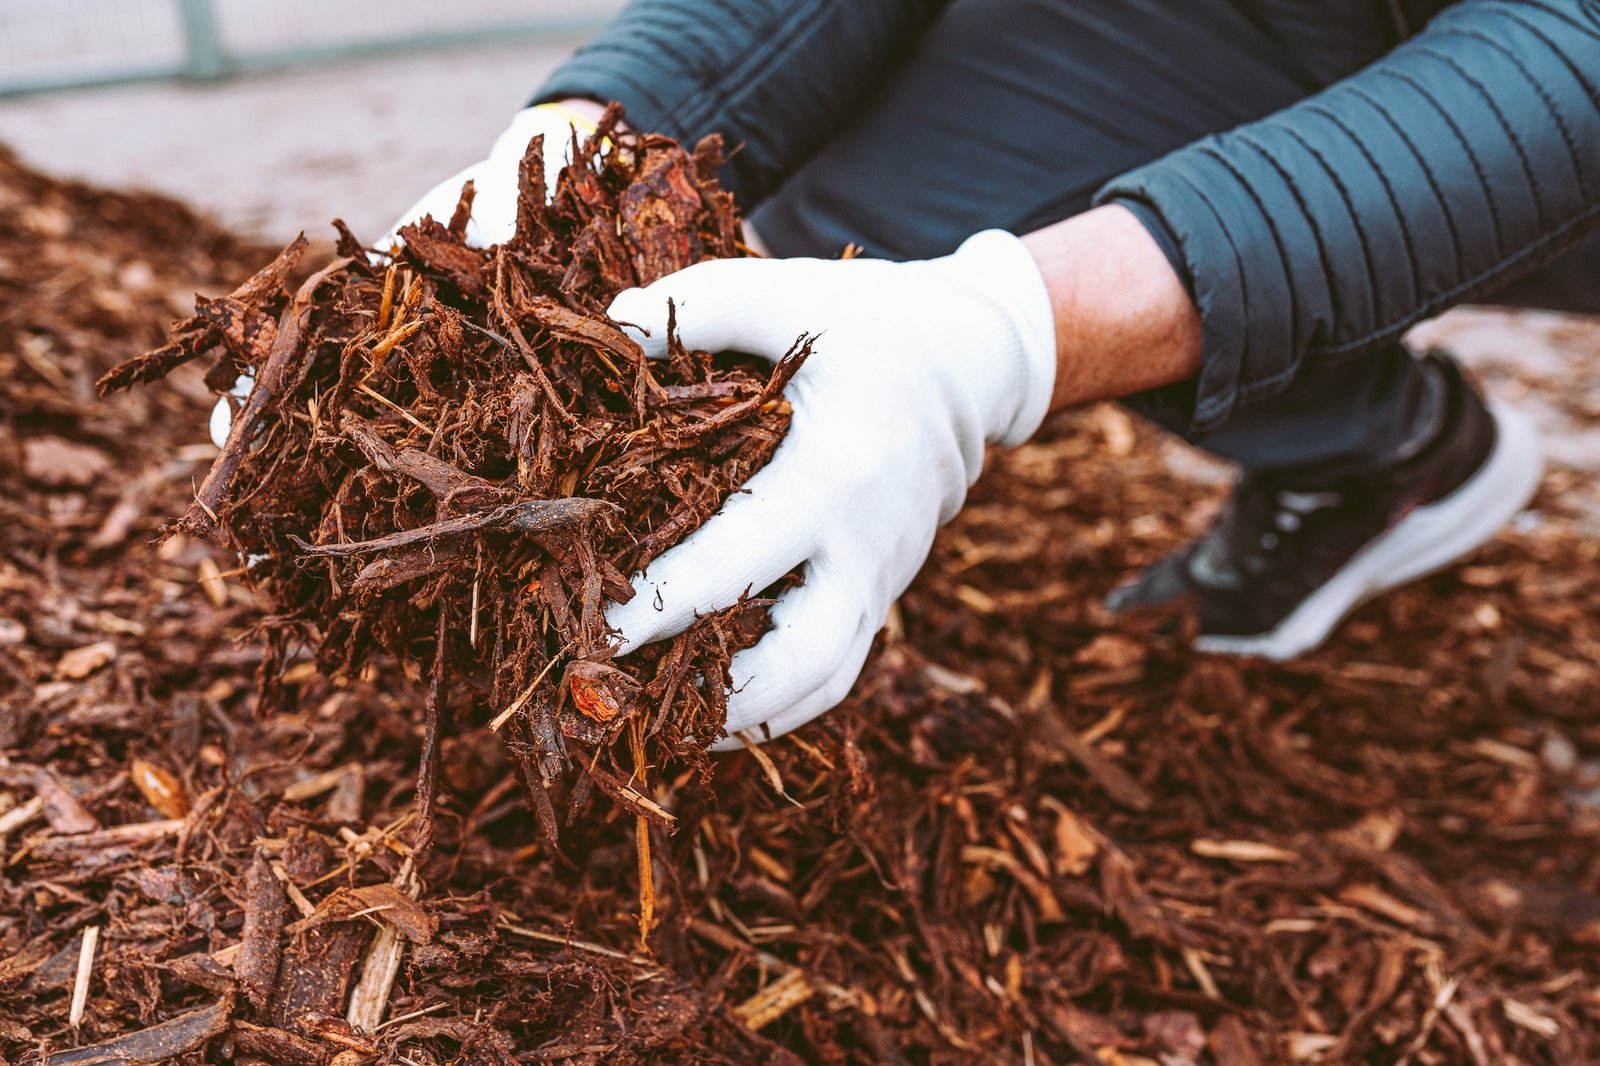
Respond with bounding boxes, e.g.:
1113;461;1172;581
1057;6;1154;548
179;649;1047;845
535;0;950;206
1099;0;1600;436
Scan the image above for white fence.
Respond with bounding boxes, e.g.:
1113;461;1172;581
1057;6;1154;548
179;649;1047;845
0;0;623;95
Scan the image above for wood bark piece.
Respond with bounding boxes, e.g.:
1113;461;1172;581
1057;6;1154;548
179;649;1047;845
287;497;613;557
93;233;307;394
230;1020;330;1066
238;852;288;1015
175;254;351;537
42;997;231;1064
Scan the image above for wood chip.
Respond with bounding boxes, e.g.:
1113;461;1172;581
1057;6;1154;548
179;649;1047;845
195;555;229;607
43;997;230;1064
1033;706;1153;811
1191;838;1300;864
28;818;184;860
963;845;1064;921
1502;998;1559;1038
130;759;188;818
1338;883;1424;928
55;640;116;680
68;925;99;1029
0;795;44;837
345;863;420;1033
733;969;815;1032
36;773;99;835
22;436;111;488
237;853;287;1015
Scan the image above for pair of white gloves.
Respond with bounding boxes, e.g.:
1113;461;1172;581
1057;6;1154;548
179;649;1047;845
216;105;1058;747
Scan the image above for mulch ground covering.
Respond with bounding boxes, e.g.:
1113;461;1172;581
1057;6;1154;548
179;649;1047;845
98;112;803;855
3;132;1600;1065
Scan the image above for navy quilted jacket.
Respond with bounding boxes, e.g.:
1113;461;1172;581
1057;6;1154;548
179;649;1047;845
539;1;1600;433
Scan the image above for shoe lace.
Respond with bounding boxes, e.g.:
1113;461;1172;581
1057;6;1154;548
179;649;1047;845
1192;478;1351;587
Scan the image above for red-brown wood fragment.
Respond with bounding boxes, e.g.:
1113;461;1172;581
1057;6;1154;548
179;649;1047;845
237;852;287;1015
619;146;705;284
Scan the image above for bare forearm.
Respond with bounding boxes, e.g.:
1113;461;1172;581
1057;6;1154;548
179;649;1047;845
1021;205;1201;414
559;119;1198;411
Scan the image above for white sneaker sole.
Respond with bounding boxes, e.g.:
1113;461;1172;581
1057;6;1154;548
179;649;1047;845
1195;399;1544;662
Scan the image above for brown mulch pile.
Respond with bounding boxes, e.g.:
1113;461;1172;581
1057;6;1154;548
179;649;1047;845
98;110;804;853
4;135;1600;1065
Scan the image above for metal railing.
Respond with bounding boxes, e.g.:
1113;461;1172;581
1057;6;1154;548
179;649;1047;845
0;0;621;97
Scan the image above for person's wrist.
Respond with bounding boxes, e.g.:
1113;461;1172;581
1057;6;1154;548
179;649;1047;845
935;230;1059;447
544;98;607;129
1020;206;1202;414
489;103;599;166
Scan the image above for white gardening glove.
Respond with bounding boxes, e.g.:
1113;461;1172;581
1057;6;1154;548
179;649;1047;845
379;101;596;250
210;103;595;447
605;230;1057;747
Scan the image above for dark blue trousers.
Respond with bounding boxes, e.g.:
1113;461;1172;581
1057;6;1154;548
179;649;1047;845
745;0;1599;471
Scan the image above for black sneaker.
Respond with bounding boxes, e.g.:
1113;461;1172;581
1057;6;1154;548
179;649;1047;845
1106;354;1543;660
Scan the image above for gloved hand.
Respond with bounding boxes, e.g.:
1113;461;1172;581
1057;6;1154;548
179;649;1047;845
605;230;1058;746
380;101;597;250
210;103;596;447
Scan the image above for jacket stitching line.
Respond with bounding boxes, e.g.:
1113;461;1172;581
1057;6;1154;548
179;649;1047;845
1451;28;1586;196
1192;144;1300;364
1375;68;1507;261
1279;125;1385;340
1346;84;1466;280
1498;0;1600;43
1317;199;1600;357
1495;9;1600;113
1305;101;1423;315
1168;172;1252;426
1231;133;1339;352
1414;44;1548;230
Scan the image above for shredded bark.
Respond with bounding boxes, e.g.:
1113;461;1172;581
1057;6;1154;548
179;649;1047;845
6;132;1600;1064
98;107;808;821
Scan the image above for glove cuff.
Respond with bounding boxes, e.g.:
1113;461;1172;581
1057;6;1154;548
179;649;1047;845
943;230;1058;447
386;105;596;253
488;103;597;171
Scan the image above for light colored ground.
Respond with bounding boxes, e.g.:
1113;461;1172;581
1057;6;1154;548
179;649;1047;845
0;0;617;88
1413;309;1600;530
2;47;1596;508
0;37;583;240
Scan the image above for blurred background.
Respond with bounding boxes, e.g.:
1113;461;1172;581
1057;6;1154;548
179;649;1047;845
0;0;623;238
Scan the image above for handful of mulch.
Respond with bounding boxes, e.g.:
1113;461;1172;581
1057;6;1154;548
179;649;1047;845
98;106;808;846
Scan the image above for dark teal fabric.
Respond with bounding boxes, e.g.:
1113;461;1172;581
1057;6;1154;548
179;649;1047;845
538;0;1600;443
1098;0;1600;433
536;0;948;206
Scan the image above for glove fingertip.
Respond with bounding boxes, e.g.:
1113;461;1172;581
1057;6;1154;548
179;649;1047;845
209;399;232;450
722;632;806;734
724;610;876;744
606;289;670;358
605;565;711;655
209;374;254;449
603;595;666;656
